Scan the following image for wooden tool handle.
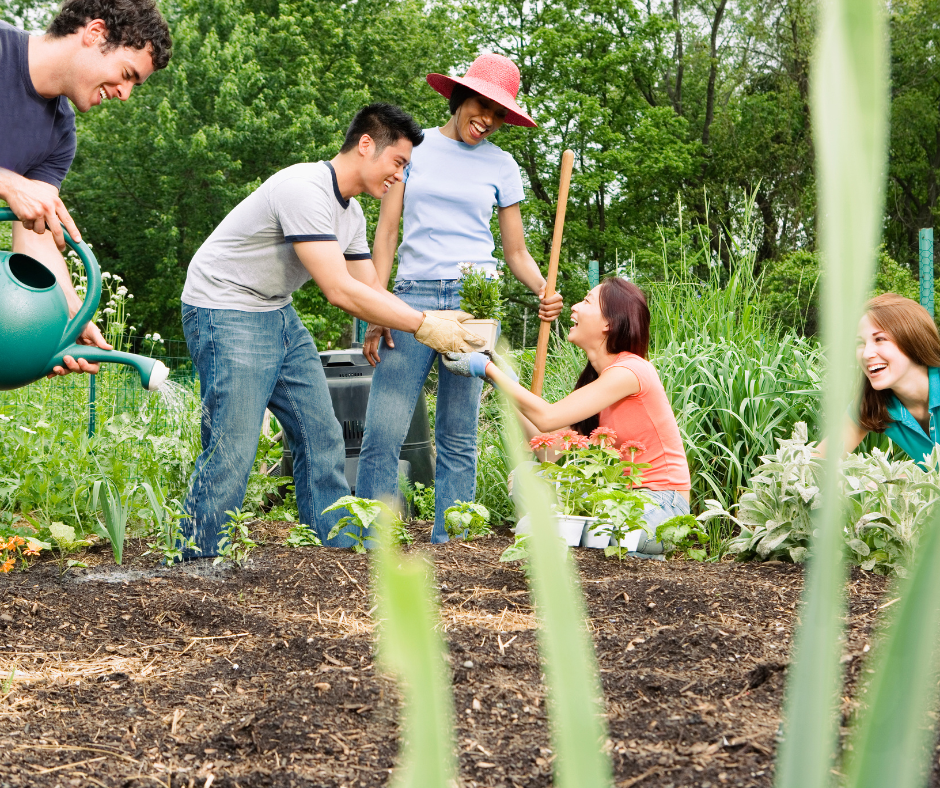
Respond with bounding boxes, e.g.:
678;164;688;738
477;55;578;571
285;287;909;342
531;149;575;397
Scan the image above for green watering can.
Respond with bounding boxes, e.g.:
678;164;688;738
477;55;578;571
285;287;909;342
0;207;169;392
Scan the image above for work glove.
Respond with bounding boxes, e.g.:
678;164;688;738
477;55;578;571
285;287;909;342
414;311;486;354
443;351;519;383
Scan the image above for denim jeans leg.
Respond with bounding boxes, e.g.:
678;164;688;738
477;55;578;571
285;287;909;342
267;306;353;547
181;305;282;559
633;491;691;558
356;323;437;508
432;355;484;542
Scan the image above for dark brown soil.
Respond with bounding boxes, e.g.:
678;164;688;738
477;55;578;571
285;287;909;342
0;524;895;788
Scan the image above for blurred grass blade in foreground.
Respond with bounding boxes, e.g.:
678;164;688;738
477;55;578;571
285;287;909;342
774;0;888;786
500;398;613;788
844;502;940;788
371;510;457;788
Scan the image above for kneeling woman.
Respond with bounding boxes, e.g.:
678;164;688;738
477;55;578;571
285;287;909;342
447;278;691;555
836;293;940;462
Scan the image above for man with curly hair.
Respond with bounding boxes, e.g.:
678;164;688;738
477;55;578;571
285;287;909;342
0;0;171;374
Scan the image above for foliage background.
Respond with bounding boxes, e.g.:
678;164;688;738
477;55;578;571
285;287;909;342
4;0;938;346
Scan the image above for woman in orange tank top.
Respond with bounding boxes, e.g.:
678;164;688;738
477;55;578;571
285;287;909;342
444;278;691;556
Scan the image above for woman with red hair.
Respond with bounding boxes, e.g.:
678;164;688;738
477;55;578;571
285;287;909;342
446;277;691;556
835;293;940;462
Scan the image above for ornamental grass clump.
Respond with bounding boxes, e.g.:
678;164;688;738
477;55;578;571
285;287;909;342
458;262;505;320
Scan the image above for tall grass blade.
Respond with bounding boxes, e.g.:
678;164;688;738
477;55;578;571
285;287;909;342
370;511;457;788
844;504;940;788
774;0;888;786
500;398;612;788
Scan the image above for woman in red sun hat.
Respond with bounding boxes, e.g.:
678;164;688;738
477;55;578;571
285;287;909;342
356;52;563;543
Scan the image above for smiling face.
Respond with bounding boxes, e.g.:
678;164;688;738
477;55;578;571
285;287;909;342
445;95;508;145
69;22;155;112
568;285;609;350
856;312;922;391
361;137;413;199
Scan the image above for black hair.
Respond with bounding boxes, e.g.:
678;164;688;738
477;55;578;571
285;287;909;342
448;84;481;115
571;278;651;436
47;0;171;70
339;103;424;154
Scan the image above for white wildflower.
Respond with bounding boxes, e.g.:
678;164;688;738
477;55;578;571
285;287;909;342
102;272;111;279
0;414;12;422
102;307;115;315
152;332;162;341
116;286;128;296
19;426;36;435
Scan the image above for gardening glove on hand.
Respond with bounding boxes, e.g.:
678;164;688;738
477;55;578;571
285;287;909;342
483;350;518;383
442;352;491;378
415;312;486;354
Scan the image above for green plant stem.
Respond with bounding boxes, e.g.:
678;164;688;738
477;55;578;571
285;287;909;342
371;512;457;788
501;399;612;788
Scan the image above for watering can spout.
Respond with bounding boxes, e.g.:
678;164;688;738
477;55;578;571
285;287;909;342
46;346;170;391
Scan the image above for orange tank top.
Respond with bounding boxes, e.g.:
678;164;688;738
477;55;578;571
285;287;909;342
599;352;691;490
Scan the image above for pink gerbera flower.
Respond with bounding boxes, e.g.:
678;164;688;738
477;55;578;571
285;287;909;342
529;433;558;450
589;427;618;448
619;441;647;461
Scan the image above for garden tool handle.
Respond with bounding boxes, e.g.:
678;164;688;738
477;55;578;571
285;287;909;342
531;149;574;397
0;207;102;351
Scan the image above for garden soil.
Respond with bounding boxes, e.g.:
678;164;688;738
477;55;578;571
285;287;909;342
0;523;919;788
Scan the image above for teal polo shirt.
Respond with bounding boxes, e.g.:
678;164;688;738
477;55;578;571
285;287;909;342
883;367;940;465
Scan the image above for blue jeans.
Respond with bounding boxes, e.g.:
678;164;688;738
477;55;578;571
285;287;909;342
180;302;354;557
356;280;485;543
633;490;691;557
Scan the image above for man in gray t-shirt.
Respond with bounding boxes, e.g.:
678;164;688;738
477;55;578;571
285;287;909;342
179;104;486;557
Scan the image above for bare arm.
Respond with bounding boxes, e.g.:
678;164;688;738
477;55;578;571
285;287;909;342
12;221;112;375
293;241;423;332
362;182;405;365
486;362;639;433
817;419;868;459
497;202;563;321
0;169;81;249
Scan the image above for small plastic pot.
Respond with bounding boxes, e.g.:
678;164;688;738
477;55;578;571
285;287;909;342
580;519;611;548
463;319;500;352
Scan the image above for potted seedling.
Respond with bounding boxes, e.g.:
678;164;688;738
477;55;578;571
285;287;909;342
523;427;652;552
458;262;504;351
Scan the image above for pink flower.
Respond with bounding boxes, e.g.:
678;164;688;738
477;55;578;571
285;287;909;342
619;441;647;461
529;433;558;450
568;434;590;449
589;427;618;448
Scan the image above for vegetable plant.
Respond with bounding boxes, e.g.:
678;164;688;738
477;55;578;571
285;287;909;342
443;500;491;540
656;515;709;561
325;496;412;552
214;508;258;567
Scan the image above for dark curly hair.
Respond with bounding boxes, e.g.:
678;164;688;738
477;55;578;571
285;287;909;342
47;0;171;70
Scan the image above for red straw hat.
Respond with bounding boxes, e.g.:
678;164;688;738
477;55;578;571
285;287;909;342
427;52;537;128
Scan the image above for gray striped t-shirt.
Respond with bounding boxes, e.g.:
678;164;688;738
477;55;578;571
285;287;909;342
182;161;371;311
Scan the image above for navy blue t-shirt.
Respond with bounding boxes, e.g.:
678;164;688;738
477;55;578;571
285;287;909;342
0;21;76;188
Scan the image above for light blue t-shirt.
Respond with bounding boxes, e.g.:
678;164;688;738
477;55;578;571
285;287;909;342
396;127;525;281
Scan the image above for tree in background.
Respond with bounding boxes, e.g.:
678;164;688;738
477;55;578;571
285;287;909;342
44;0;940;344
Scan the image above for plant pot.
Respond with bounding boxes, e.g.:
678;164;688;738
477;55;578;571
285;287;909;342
615;528;644;552
580;519;610;548
513;513;586;547
463;319;500;352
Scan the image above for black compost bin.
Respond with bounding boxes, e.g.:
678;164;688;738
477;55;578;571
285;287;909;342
281;349;434;494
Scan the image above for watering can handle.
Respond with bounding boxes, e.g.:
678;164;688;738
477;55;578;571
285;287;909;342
0;207;102;351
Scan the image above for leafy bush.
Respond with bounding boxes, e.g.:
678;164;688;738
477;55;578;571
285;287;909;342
699;423;940;575
760;247;920;336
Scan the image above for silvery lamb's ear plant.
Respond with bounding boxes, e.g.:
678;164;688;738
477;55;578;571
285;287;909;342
771;0;940;785
702;424;940;576
840;447;940;576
